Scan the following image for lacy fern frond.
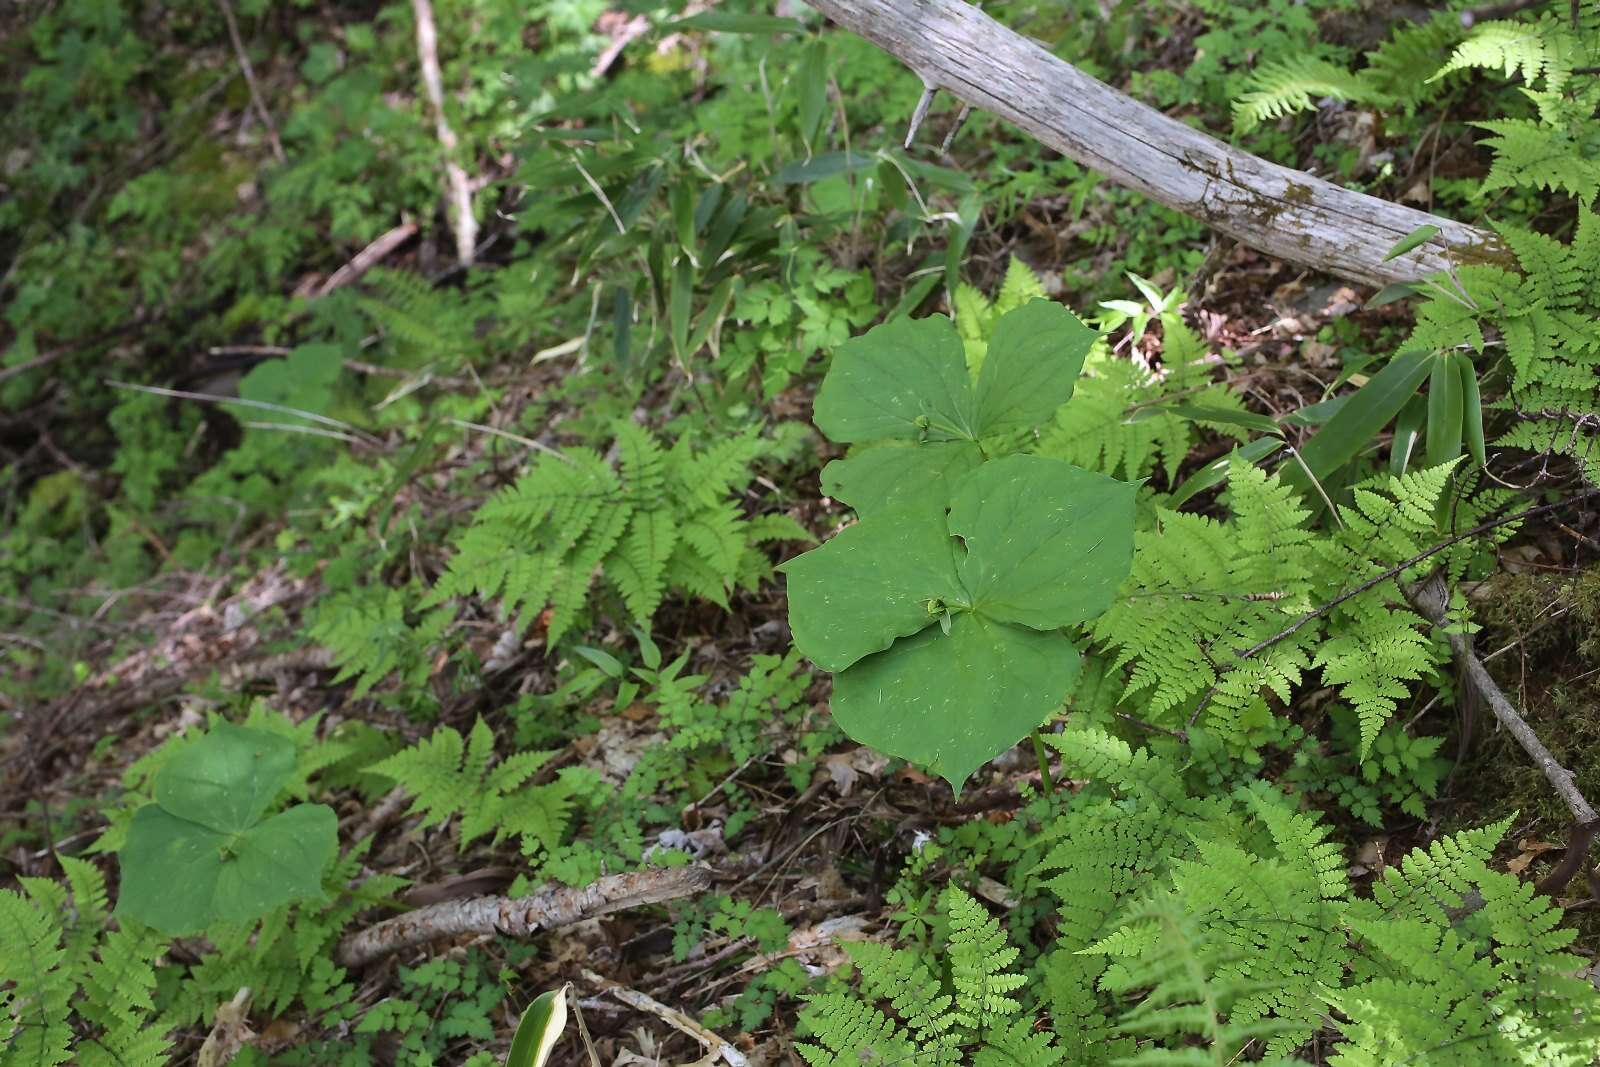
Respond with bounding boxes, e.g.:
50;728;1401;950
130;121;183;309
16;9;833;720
1431;16;1578;90
1090;897;1313;1066
1097;458;1455;751
0;888;73;1067
797;887;1058;1064
355;267;482;367
1334;824;1600;1065
1475;118;1600;205
1312;464;1454;752
307;585;452;697
945;886;1027;1027
367;718;571;856
1361;13;1465;107
0;862;170;1067
432;424;798;643
1233;57;1384;133
795;994;917;1066
1160;788;1350;1055
1093;461;1316;740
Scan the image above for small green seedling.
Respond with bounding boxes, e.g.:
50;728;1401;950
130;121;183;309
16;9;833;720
116;722;338;934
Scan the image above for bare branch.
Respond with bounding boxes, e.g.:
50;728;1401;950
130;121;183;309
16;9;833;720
1407;575;1595;824
803;0;1509;288
335;865;711;967
411;0;478;267
215;0;286;164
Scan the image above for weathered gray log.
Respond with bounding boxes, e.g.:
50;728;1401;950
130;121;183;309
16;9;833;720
336;864;711;967
804;0;1508;288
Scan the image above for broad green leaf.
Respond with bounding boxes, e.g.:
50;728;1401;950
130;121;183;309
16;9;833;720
812;315;976;443
1287;349;1433;491
1426;353;1463;467
1382;223;1441;262
797;40;828;148
1365;282;1418;308
1457;352;1486;468
820;441;982;515
507;986;570;1067
972;299;1095;437
117;802;337;935
779;492;964;672
831;613;1081;789
572;645;625;678
1390;394;1427;475
773;151;878;186
947;456;1137;631
1278;396;1347;427
155;722;296;834
669;256;693;358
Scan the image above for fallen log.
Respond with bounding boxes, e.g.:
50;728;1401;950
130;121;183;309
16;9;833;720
804;0;1509;288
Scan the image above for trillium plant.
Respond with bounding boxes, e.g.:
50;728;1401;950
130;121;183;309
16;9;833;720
116;722;338;934
782;300;1137;788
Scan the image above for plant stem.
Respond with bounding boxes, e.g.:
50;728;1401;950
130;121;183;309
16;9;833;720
1030;729;1054;795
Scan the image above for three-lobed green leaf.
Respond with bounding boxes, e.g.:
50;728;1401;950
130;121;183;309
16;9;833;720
784;455;1136;788
816;300;1097;515
117;723;338;935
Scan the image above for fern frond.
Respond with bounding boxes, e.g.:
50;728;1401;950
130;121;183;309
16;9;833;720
944;886;1026;1027
994;258;1048;317
433;426;775;644
1474;118;1600;205
0;889;73;1067
1431;17;1575;89
1234;58;1383;133
796;994;917;1067
368;720;570;856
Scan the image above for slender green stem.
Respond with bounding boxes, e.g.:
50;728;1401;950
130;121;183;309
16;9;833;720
1030;729;1055;795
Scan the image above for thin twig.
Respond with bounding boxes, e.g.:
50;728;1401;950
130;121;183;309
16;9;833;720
215;0;286;163
317;221;419;295
573;156;625;235
579;966;750;1067
449;418;569;461
1407;575;1594;823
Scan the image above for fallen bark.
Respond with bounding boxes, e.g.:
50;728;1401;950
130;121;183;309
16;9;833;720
803;0;1509;288
336;865;711;967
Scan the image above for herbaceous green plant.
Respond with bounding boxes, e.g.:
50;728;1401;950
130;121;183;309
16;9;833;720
783;301;1137;787
796;885;1065;1067
811;299;1096;515
114;722;338;936
1095;459;1460;753
430;420;811;645
0;857;171;1067
801;727;1599;1064
367;718;574;861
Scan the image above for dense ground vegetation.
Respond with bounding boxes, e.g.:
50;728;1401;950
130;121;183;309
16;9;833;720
3;0;1599;1063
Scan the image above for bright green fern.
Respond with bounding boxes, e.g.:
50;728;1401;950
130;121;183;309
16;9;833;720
0;857;170;1067
430;421;810;645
